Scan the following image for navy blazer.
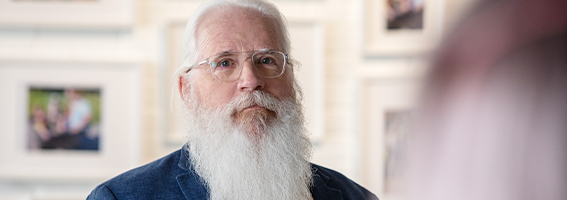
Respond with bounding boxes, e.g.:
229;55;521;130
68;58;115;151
87;148;379;200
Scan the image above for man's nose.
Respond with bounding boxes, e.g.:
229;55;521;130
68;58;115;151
237;60;264;91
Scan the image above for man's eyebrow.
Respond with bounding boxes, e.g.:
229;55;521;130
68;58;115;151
216;50;236;56
212;49;276;57
258;48;273;52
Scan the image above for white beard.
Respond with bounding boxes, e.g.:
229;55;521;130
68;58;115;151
181;88;314;200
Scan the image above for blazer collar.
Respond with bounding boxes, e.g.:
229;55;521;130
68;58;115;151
310;165;344;200
176;147;209;200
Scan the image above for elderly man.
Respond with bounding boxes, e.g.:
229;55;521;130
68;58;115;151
88;0;377;199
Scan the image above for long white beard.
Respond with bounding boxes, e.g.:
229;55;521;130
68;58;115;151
182;89;314;200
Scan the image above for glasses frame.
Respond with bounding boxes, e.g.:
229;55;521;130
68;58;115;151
184;49;288;82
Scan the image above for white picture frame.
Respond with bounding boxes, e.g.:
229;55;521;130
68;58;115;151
161;21;188;147
365;0;445;56
161;20;326;145
0;0;134;28
287;21;326;142
358;77;420;200
0;61;140;180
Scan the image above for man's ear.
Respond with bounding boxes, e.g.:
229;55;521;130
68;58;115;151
178;75;189;101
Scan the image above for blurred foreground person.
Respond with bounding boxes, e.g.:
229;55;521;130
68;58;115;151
88;0;378;199
406;0;567;200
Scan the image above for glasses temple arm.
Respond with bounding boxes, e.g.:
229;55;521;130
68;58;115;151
185;60;209;73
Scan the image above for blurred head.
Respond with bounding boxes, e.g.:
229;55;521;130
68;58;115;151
175;1;313;199
65;89;81;101
407;0;567;200
32;105;46;122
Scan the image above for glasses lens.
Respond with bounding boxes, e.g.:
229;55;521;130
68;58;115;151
208;51;286;81
253;51;286;77
210;54;241;81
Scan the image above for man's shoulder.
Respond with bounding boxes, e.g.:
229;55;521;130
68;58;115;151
311;163;379;200
88;149;187;199
109;149;182;183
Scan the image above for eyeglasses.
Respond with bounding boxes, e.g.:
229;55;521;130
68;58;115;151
185;49;288;82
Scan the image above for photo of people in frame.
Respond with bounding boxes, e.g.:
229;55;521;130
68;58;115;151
27;87;101;151
386;0;424;30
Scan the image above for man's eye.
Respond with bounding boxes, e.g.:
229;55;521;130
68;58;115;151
218;60;232;67
260;57;274;64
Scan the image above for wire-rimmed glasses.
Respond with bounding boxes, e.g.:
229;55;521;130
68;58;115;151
184;49;288;82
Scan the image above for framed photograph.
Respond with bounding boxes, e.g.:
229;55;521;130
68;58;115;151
162;21;187;147
287;21;326;142
27;86;102;151
0;0;134;28
0;61;140;180
358;77;420;200
365;0;445;56
161;20;326;145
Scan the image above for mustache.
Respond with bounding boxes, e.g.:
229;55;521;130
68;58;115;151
229;91;281;114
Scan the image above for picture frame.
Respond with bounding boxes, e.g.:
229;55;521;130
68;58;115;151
0;61;140;180
161;21;187;147
161;20;326;146
358;77;420;200
27;86;102;151
364;0;445;56
287;21;326;142
0;0;134;28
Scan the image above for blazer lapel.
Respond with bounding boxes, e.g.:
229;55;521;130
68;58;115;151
310;166;344;200
176;148;209;200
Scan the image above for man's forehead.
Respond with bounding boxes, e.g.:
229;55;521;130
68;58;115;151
212;49;275;55
199;44;282;59
203;8;265;23
195;8;282;57
197;8;270;35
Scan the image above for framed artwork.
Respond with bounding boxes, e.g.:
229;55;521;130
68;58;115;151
0;0;134;28
382;110;412;195
358;77;420;200
0;61;140;180
162;21;187;147
287;21;326;142
27;86;102;151
161;20;326;145
365;0;445;56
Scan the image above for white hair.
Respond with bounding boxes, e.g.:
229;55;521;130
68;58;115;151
174;0;291;77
